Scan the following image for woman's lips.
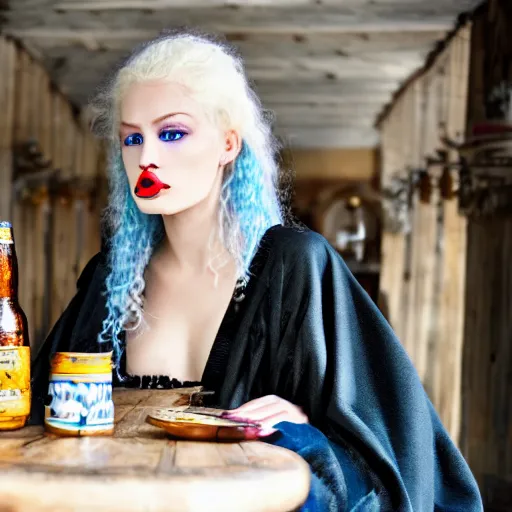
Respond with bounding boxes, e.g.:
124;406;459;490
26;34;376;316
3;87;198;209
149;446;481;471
134;170;171;199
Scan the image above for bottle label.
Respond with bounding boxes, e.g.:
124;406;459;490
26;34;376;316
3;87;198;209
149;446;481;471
0;346;30;419
0;349;20;370
0;389;21;400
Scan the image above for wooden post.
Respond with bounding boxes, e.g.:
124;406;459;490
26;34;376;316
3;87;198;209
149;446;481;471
459;2;512;509
462;217;512;507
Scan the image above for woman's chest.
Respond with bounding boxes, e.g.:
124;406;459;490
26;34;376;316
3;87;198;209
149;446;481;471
124;275;236;381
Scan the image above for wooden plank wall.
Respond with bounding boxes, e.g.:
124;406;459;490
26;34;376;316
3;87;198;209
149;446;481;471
0;38;105;351
460;1;512;509
431;27;471;449
379;92;410;341
0;39;16;221
378;24;471;443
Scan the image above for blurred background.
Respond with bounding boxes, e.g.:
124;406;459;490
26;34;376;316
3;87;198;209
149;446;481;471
0;0;511;509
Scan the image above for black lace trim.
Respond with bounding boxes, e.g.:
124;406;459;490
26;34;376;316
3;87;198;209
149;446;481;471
113;372;200;390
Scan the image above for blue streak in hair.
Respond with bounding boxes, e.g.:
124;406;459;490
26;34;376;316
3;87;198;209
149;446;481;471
224;141;282;277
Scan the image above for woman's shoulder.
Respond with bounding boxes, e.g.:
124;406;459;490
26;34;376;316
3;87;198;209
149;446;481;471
261;224;334;266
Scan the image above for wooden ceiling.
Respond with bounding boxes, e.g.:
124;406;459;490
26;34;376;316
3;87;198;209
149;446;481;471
4;0;482;148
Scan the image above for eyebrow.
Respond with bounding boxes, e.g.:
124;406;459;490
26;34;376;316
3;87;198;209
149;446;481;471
120;112;191;129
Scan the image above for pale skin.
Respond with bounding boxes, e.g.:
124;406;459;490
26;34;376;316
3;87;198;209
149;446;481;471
119;80;308;437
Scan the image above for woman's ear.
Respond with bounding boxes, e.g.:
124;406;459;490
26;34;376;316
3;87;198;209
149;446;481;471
220;130;242;166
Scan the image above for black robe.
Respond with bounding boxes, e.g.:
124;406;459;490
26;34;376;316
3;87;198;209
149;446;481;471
31;225;483;511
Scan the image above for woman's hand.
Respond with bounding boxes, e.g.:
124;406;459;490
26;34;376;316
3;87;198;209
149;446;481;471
222;395;309;438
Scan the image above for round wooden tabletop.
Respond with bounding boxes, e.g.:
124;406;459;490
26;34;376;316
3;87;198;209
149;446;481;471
0;388;310;512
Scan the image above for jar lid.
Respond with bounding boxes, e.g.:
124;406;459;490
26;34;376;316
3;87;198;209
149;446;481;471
51;351;113;374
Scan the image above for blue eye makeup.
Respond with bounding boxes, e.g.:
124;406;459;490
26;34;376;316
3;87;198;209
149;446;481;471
123;133;143;146
159;129;187;142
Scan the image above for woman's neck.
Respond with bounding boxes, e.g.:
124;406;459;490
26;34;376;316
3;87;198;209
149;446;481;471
158;176;232;278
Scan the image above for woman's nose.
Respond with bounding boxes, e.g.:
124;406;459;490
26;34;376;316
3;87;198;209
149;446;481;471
139;137;160;169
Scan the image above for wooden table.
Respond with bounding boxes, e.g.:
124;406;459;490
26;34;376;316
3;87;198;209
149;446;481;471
0;388;310;512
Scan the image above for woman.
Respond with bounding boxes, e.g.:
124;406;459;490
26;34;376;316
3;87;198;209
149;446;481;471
31;30;482;511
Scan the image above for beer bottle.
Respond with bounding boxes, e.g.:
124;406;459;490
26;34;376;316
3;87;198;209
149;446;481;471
0;221;30;430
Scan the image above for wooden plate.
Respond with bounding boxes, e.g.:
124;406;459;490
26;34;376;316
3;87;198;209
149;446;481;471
145;409;259;442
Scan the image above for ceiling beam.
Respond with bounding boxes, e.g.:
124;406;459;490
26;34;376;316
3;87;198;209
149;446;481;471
50;0;475;21
270;105;381;117
274;119;376;129
261;95;392;106
244;54;423;72
243;65;421;82
54;0;313;7
61;85;399;108
11;29;448;55
273;111;377;124
31;40;447;66
4;19;455;37
276;127;380;149
50;74;402;93
254;80;401;95
232;42;445;61
3;29;158;42
258;93;397;106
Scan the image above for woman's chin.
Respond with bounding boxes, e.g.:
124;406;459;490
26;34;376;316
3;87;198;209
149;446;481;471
134;198;191;217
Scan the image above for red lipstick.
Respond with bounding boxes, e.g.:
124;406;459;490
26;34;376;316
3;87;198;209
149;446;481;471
134;165;170;199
